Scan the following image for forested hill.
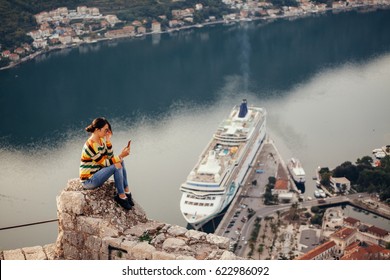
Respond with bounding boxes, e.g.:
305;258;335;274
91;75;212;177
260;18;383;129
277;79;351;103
0;0;227;49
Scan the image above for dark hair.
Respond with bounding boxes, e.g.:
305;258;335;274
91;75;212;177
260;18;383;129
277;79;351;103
85;117;112;133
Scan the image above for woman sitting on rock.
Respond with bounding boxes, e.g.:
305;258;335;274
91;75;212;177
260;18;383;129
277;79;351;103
79;117;134;210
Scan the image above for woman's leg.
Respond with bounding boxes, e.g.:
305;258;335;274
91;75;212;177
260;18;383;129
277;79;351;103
122;161;129;191
82;165;117;189
83;164;126;196
113;165;125;195
112;163;132;209
120;162;134;206
83;164;131;210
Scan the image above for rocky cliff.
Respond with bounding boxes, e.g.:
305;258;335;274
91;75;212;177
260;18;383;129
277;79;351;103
48;179;240;260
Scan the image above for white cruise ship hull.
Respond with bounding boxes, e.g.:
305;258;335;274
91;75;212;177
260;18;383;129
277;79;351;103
179;101;267;230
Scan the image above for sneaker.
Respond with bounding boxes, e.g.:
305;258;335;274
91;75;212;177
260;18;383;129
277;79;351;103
114;195;132;210
125;192;135;207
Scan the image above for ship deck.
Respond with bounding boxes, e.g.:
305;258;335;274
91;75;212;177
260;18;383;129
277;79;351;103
185;107;265;186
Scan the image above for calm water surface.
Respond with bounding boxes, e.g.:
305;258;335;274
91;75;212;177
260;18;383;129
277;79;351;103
1;9;390;250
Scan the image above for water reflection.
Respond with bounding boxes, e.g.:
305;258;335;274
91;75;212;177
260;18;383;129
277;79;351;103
1;52;390;250
152;33;161;45
1;11;390;250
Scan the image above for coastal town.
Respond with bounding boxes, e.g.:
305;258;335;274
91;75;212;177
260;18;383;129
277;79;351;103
1;0;390;69
212;139;390;260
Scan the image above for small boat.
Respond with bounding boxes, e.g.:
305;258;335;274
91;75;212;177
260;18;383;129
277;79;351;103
287;158;306;184
375;151;386;159
318;189;326;198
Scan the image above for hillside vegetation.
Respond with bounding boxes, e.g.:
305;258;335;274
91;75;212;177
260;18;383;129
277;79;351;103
330;155;390;203
0;0;229;49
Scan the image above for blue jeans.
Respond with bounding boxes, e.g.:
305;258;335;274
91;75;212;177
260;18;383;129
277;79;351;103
82;162;128;195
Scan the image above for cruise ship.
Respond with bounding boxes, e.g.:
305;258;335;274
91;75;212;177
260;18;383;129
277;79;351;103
179;100;267;230
287;158;306;184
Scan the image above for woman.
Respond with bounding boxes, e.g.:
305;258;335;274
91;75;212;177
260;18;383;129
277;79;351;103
79;117;134;210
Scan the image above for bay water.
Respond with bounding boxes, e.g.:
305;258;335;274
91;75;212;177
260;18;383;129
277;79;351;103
1;9;390;250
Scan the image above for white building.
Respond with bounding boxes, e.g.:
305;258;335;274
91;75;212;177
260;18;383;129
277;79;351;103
32;39;48;49
330;177;351;193
151;21;161;33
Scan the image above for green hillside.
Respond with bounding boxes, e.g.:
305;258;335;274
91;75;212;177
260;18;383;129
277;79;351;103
0;0;197;49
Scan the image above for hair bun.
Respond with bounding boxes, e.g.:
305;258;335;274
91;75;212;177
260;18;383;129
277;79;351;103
85;124;94;133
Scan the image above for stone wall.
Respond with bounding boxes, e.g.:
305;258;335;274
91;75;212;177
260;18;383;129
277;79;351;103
52;179;240;260
0;244;56;260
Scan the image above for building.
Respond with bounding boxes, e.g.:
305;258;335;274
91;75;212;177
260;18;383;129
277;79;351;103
172;9;194;19
105;15;120;27
9;53;20;62
330;176;351;193
32;39;48;49
137;26;146;34
341;241;390;260
272;179;294;202
296;240;337;260
273;179;290;194
123;25;136;35
1;50;11;58
195;3;203;10
28;30;43;40
35;12;50;24
14;48;26;55
330;227;357;253
151;21;161;33
343;217;360;228
169;20;181;28
59;35;72;45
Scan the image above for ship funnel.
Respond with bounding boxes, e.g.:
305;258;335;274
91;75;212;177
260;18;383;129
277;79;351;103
238;99;248;118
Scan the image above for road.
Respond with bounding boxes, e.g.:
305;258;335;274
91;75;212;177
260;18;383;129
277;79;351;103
214;138;380;258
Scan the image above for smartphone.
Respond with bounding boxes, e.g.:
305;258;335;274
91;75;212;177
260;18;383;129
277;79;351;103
127;140;131;148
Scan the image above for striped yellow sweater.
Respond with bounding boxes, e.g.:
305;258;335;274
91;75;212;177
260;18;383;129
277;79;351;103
79;138;121;181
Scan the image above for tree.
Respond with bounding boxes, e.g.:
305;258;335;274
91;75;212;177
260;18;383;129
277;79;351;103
0;58;10;68
268;176;276;186
320;172;331;186
332;161;359;182
356;156;373;167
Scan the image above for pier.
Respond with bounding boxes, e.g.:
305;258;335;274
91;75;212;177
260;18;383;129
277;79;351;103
214;137;294;236
213;137;390;258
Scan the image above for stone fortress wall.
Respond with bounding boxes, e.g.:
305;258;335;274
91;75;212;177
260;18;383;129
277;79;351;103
1;179;241;260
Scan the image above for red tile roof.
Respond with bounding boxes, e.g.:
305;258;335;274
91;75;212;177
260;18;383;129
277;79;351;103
296;241;336;260
331;227;356;240
275;179;289;190
344;217;360;225
342;241;390;260
367;226;389;238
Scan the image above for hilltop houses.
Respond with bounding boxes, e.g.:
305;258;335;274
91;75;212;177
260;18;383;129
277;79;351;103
2;0;390;70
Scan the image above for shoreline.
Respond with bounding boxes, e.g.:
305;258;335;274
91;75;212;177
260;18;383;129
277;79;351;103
1;4;389;71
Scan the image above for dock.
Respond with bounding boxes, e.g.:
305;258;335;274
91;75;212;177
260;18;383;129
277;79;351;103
213;136;390;258
214;137;297;238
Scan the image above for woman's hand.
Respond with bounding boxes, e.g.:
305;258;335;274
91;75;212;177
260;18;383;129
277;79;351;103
105;131;112;142
120;146;130;159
